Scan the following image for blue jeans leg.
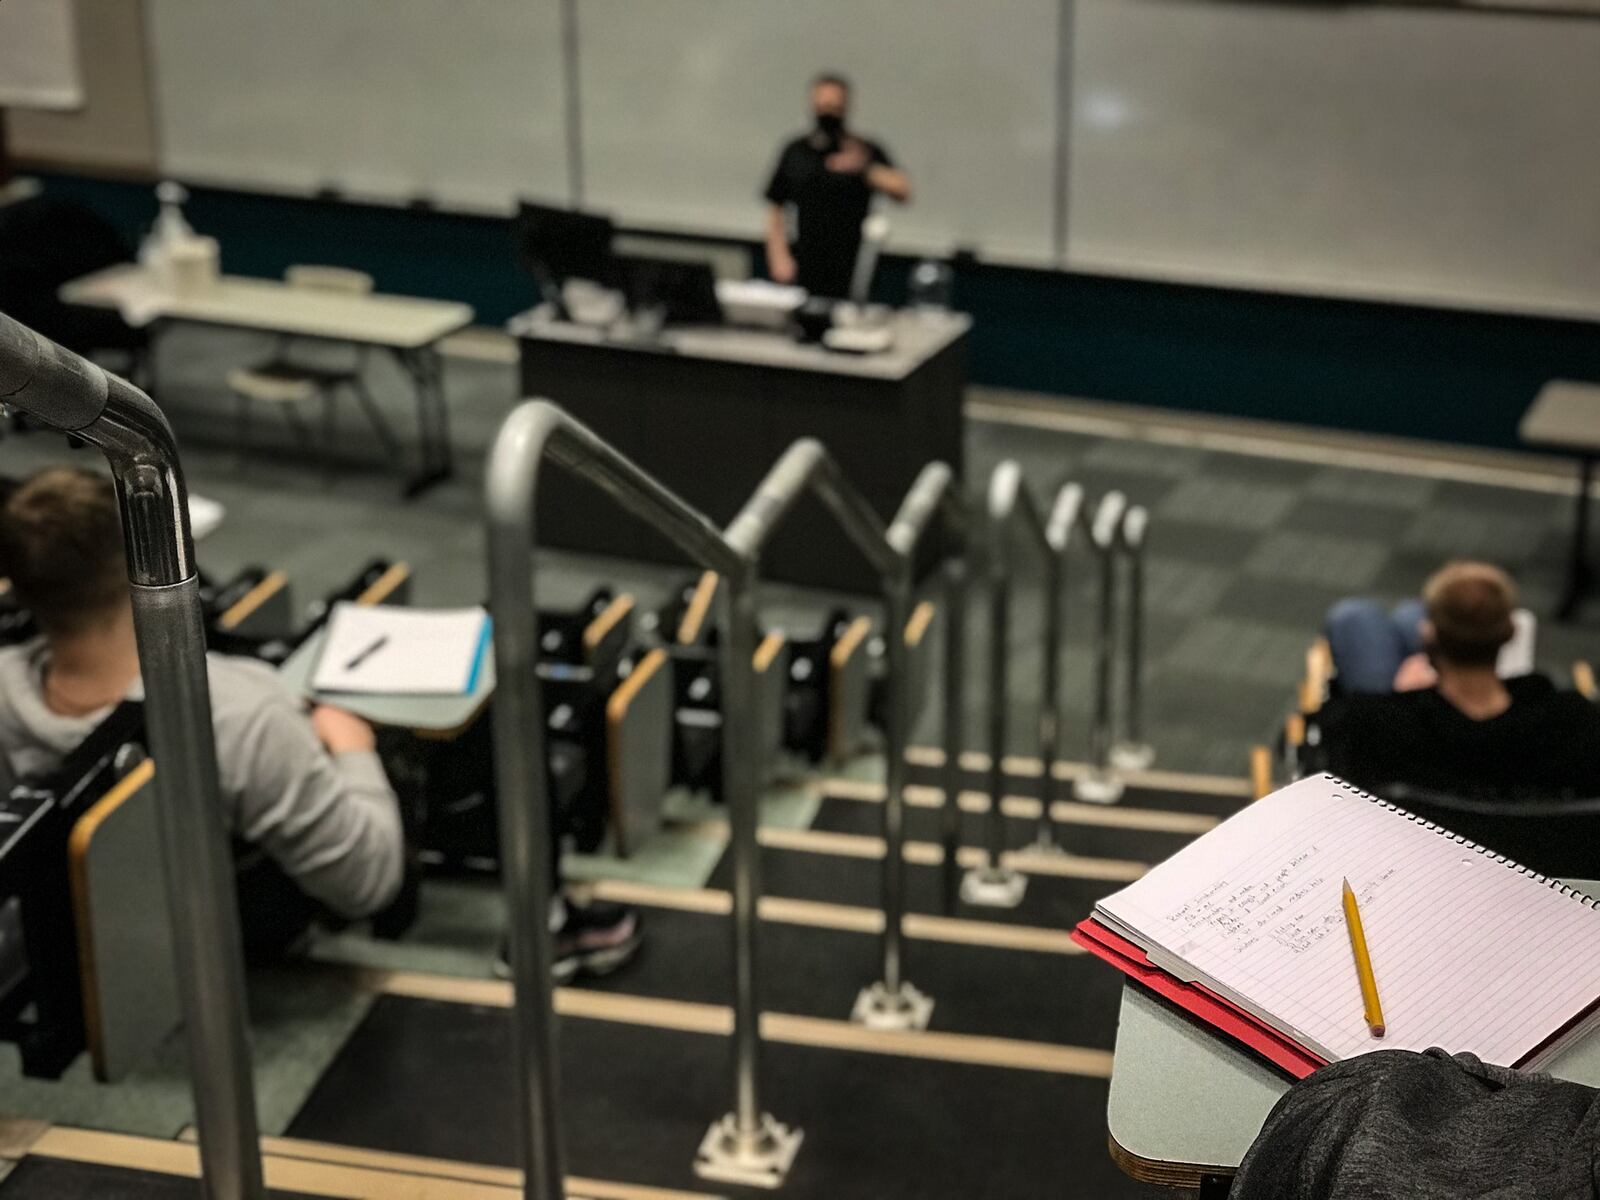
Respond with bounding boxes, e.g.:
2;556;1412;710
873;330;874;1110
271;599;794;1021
1325;598;1424;694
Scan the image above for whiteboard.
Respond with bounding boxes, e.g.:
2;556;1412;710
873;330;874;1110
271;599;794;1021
0;0;82;110
1068;0;1600;317
144;0;567;212
575;0;1061;263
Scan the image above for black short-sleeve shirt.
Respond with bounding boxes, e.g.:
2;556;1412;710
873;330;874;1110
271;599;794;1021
764;130;893;298
1319;674;1600;801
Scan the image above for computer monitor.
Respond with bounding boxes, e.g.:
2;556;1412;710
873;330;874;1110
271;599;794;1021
611;254;723;327
513;202;616;315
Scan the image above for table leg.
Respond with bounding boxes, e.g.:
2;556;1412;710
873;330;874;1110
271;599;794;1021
395;346;454;498
1197;1173;1233;1199
1557;456;1594;622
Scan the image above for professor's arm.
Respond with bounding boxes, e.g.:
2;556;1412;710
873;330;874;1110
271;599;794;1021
765;204;797;284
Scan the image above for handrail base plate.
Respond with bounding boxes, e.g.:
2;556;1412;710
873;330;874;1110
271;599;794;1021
851;980;934;1032
695;1113;803;1190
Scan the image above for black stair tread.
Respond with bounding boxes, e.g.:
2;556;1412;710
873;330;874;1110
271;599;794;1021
808;792;1193;864
706;841;1114;932
0;1157;326;1199
288;992;1160;1200
575;903;1125;1047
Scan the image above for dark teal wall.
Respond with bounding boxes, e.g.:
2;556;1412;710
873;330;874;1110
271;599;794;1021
34;172;1600;454
948;264;1600;451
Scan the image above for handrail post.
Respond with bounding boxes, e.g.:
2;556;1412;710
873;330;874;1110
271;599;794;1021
1075;491;1128;805
938;554;968;914
485;400;764;1199
694;568;805;1188
1110;506;1155;772
0;312;265;1200
882;462;967;923
863;568;914;1002
725;443;937;1041
960;462;1037;910
693;562;805;1181
1032;482;1085;855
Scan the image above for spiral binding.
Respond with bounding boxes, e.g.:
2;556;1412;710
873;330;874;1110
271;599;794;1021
1324;774;1600;911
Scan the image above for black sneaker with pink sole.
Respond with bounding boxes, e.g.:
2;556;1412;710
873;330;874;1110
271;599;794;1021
495;900;643;982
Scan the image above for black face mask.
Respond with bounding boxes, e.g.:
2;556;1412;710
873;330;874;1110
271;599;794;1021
815;113;845;141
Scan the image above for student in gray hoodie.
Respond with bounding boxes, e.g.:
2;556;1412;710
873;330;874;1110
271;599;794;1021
0;466;404;951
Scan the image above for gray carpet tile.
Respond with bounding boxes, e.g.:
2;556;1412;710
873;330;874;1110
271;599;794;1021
1402;506;1557;565
1077;437;1210;479
1161;616;1318;686
1145;520;1264;568
1431;477;1572;520
1140;559;1234;619
1142;666;1295;744
1214;576;1361;632
1155;476;1300;531
1367;549;1448;601
1208;451;1324;486
1278;495;1421;542
1306;466;1439;509
1241;530;1389;590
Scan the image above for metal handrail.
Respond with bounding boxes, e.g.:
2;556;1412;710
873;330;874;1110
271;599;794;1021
967;462;1084;903
727;439;931;1037
1112;505;1153;767
1037;481;1086;847
0;311;264;1200
885;462;970;917
978;463;1048;896
485;400;745;1200
1076;491;1129;804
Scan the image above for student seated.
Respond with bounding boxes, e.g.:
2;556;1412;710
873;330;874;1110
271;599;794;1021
0;467;406;955
1318;561;1600;800
0;467;640;976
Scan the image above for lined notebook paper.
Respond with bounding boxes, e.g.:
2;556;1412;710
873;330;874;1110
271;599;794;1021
1096;774;1600;1068
311;603;491;696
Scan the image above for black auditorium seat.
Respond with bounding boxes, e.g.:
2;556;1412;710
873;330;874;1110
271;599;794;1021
1384;785;1600;880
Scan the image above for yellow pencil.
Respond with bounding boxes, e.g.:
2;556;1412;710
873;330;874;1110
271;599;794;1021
1342;877;1386;1038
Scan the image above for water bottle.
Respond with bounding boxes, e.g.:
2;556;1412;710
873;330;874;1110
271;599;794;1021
908;257;953;312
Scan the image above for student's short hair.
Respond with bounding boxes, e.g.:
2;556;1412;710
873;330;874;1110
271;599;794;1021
1422;560;1516;668
811;72;851;94
0;467;128;635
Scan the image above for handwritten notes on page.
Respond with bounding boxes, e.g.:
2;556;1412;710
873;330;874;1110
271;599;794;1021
1096;774;1600;1066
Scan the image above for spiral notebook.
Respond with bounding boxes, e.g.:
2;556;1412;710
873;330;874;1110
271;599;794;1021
1084;774;1600;1071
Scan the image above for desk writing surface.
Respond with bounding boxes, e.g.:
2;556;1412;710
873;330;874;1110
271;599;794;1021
509;307;970;383
61;264;475;349
278;626;493;734
1521;381;1600;454
1107;878;1600;1179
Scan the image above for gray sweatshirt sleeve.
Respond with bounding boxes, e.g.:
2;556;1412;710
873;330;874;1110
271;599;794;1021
214;662;405;920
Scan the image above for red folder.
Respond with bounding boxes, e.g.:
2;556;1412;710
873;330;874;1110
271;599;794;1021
1073;917;1325;1079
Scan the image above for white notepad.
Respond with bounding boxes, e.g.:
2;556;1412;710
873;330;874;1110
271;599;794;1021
1095;774;1600;1068
311;603;491;696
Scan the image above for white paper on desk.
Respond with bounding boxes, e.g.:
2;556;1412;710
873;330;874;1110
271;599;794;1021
1497;608;1536;678
187;493;225;541
311;603;490;695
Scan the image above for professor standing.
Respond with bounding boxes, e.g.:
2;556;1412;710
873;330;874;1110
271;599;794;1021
763;72;912;298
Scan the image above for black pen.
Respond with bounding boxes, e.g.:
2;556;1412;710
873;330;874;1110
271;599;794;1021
343;634;389;672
